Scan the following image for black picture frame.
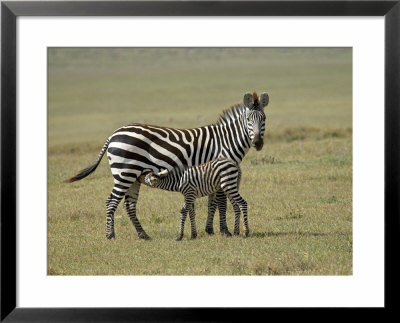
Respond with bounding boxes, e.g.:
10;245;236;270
1;1;399;321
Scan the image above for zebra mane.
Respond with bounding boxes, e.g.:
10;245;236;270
214;103;247;125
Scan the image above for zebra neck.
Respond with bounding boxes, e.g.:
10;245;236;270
156;172;181;192
213;117;251;162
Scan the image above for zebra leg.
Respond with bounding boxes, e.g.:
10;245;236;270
215;191;232;237
224;190;248;238
228;196;241;236
124;181;151;240
235;196;249;238
177;203;189;241
105;173;136;240
233;203;241;236
189;204;197;239
205;194;217;235
105;194;122;240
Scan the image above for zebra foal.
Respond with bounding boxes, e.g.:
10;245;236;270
143;157;248;240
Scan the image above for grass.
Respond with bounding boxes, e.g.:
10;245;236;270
48;48;352;275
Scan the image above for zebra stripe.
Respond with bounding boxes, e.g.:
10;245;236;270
66;92;268;240
144;157;248;240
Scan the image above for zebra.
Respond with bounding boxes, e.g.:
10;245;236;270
65;92;268;240
143;157;248;240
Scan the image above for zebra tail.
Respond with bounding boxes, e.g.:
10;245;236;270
64;138;110;183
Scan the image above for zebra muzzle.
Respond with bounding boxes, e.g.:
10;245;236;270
252;133;264;151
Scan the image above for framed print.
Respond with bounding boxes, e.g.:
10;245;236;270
1;0;399;321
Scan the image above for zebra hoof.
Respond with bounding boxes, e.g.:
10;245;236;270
138;232;151;240
243;231;249;238
190;234;197;240
221;229;232;237
234;231;240;236
176;235;183;241
106;232;115;240
205;228;214;235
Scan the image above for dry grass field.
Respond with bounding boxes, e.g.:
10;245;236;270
48;48;352;275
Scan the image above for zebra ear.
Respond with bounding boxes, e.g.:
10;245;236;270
243;93;254;108
157;169;169;178
259;92;269;109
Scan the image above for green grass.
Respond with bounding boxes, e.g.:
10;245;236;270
48;48;352;275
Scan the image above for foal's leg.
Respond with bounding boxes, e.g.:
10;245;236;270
205;194;217;235
206;191;231;236
215;191;232;236
225;191;248;238
189;204;197;239
177;202;189;241
228;196;241;236
124;181;151;240
235;196;249;237
177;192;196;241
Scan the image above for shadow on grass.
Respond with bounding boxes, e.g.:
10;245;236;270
250;231;347;238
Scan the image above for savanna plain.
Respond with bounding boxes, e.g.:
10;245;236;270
48;48;352;275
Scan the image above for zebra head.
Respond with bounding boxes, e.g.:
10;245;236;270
243;92;269;151
144;169;169;187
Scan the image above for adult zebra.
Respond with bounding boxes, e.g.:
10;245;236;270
66;92;268;240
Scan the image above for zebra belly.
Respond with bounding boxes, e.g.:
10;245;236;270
194;184;221;198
